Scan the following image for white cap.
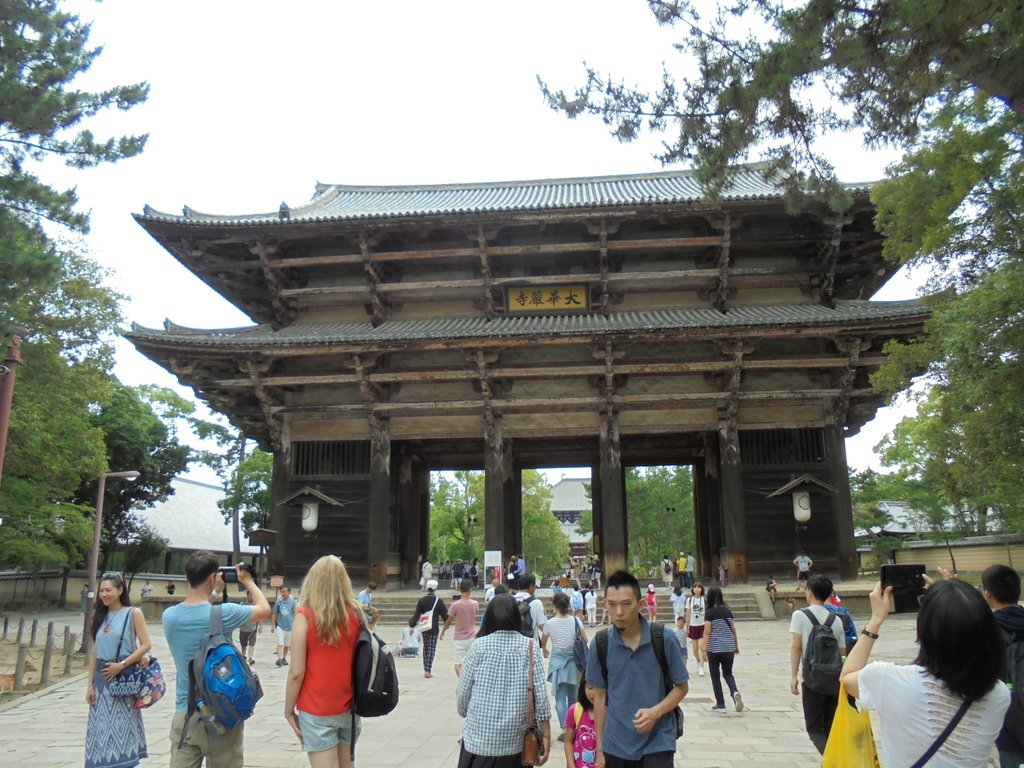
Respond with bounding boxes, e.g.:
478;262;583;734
426;579;439;590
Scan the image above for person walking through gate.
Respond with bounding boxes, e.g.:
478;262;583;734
546;591;588;743
684;581;707;676
273;585;298;666
410;579;448;678
586;570;689;768
440;579;479;677
702;585;743;713
788;574;847;754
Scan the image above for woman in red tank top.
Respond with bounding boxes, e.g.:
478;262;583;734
283;555;363;766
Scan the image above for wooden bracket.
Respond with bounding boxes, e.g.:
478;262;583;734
249;240;296;329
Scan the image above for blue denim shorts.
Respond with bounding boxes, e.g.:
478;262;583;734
297;710;361;753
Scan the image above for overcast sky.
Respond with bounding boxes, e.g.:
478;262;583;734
52;0;921;480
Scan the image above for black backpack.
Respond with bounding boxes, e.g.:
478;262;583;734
595;622;684;739
518;595;540;636
347;611;399;759
800;608;843;693
1001;628;1024;743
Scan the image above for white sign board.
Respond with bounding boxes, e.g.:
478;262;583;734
484;550;503;568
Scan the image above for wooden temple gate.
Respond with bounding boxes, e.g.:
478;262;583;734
128;167;927;585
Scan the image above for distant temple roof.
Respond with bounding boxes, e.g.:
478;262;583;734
551;477;592;513
130;300;926;350
137;477;259;555
136;164;873;227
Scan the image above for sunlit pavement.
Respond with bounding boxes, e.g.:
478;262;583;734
0;605;928;768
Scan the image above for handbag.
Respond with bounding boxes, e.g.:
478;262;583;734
572;619;588;672
822;688;880;768
521;640;544;766
132;655;167;709
416;597;439;631
106;609;144;697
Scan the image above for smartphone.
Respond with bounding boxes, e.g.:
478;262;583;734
880;563;926;613
219;565;239;584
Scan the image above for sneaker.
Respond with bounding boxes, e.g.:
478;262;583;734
733;692;744;712
557;733;565;743
247;658;254;666
710;705;726;711
281;658;289;666
275;659;283;667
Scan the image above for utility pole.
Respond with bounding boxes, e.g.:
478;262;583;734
0;332;25;486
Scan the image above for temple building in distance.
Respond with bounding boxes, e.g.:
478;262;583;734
128;166;927;586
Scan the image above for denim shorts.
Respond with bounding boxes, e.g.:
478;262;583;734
297;710;361;753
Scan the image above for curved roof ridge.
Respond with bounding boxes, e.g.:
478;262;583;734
135;163;878;227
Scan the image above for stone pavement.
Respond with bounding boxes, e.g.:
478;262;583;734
0;608;924;767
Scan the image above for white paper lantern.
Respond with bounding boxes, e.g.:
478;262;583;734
301;501;319;531
792;491;811;522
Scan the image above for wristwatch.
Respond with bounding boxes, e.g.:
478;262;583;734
861;628;880;640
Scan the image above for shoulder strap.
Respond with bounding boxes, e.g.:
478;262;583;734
210;602;224;636
650;622;673;696
801;607;820;626
572;702;583;728
115;608;133;658
596;628;609;683
824;612;836;627
909;699;971;768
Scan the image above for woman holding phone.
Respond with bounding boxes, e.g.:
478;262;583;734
841;578;1009;767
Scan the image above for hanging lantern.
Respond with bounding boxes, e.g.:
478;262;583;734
301;501;319;532
279;486;346;535
792;491;811;523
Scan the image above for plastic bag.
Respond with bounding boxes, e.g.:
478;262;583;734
822;687;880;768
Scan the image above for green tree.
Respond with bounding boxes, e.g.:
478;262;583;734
539;0;1022;210
875;390;1015;537
540;0;1024;525
520;470;565;577
428;470;567;576
0;1;148;313
0;250;120;570
123;522;169;592
625;466;694;571
74;382;191;569
218;449;273;536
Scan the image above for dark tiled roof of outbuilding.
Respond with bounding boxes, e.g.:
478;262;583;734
136;164;874;227
129;300;925;349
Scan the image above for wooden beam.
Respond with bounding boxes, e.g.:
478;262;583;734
263;234;727;270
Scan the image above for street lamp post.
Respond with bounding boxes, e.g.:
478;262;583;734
79;470;141;653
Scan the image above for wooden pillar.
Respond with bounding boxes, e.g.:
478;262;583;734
590;465;603;562
827;425;858;580
268;447;291;577
398;455;420;587
692;458;709;579
599;414;627;575
503;461;521;562
484;419;507;558
702;435;723;579
718;428;748;584
367;418;391;587
417;464;431;572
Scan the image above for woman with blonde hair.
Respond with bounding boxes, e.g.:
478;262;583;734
284;555;365;767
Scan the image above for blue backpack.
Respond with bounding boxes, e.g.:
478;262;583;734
179;604;263;747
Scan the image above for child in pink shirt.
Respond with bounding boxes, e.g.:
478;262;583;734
564;679;597;768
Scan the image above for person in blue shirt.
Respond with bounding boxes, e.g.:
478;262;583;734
163;551;270;767
272;586;298;666
586;570;689;768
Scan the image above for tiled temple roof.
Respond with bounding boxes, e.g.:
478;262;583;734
136;164;873;226
129;300;925;349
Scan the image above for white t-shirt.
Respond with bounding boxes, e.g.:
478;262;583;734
685;595;707;626
544;615;584;651
584;591;597;610
788;605;846;668
400;626;421;650
858;661;1010;768
793;555;812;572
670;593;688;616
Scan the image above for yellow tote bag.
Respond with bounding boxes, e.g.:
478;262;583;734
822;689;881;768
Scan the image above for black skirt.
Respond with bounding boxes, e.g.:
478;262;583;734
457;744;529;768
